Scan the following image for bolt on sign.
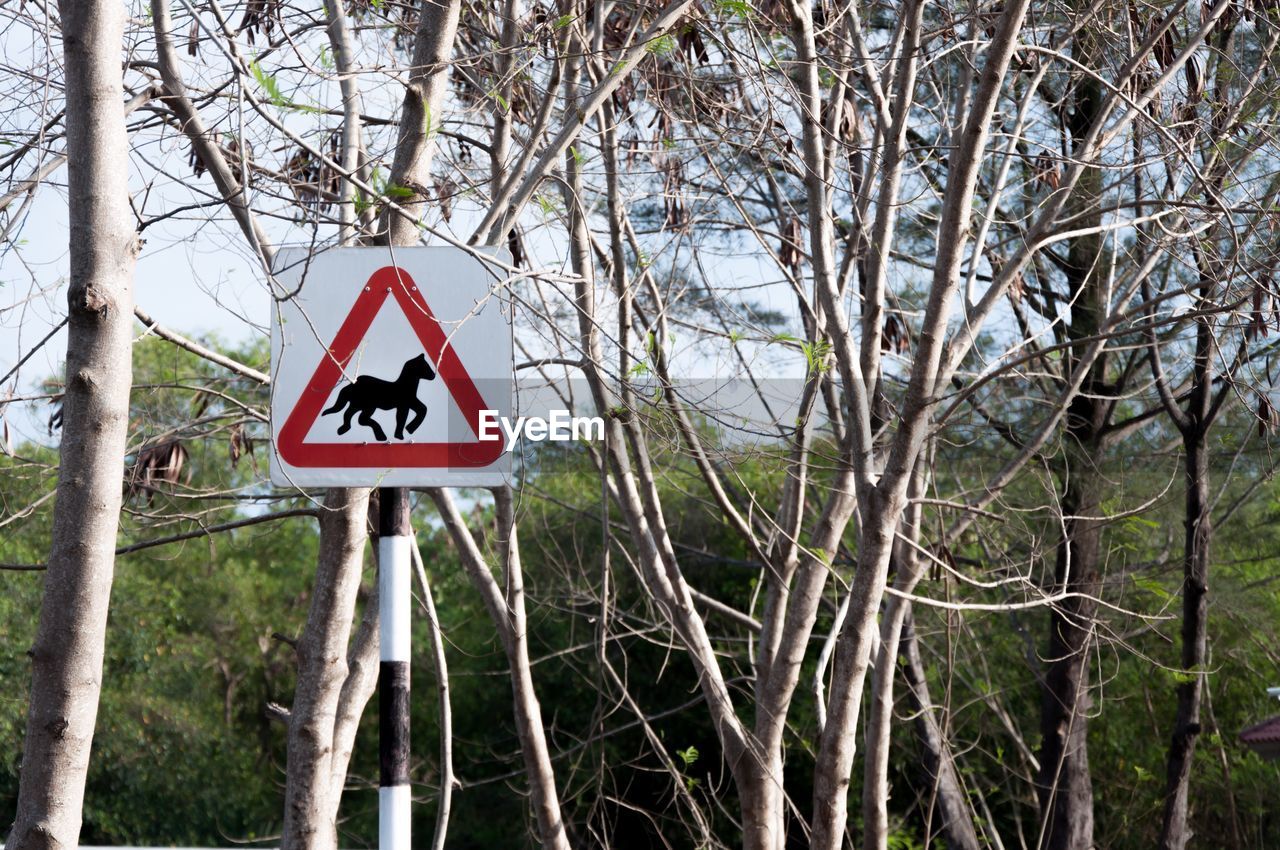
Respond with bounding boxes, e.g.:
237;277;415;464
270;246;513;487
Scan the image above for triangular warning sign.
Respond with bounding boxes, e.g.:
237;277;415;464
276;265;504;469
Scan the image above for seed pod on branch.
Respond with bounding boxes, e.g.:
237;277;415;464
229;423;256;471
779;215;804;278
1257;392;1278;436
679;22;709;65
1185;54;1203;102
129;439;190;504
434;177;457;223
882;314;908;355
1153;23;1178;69
508;226;525;267
1249;283;1271;338
189;138;208;179
238;0;282;44
1032;150;1061;191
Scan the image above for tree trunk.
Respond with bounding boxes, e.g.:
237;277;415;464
381;0;461;246
330;572;380;798
1147;21;1262;838
1034;450;1105;850
1159;429;1213;848
1034;392;1103;850
1034;20;1105;848
281;489;371;850
810;502;901;850
494;494;572;850
7;1;139;847
807;0;1031;838
901;612;982;850
430;489;571;850
864;570;915;850
864;462;940;850
739;752;787;850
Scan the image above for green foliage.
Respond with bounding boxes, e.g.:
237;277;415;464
800;338;833;376
248;59;319;113
385;183;414;201
249;58;284;105
534;192;563;218
712;0;753;20
647;34;677;56
354;168;412;216
0;338;303;844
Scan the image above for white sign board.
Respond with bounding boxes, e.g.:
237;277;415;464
269;246;512;487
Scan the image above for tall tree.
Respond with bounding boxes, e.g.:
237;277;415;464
7;0;139;846
1034;19;1108;849
1155;14;1280;844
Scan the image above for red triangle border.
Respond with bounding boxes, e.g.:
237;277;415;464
276;265;505;469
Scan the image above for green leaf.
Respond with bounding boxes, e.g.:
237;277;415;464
713;0;753;18
249;59;286;108
534;193;562;217
648;34;677;55
800;338;833;376
1132;575;1171;601
249;58;320;113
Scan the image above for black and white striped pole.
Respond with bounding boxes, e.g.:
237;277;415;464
378;487;411;850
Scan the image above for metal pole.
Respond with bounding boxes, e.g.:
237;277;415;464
378;486;411;850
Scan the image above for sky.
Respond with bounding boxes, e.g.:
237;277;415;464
1;169;269;449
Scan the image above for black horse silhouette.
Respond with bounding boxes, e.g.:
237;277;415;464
321;353;437;441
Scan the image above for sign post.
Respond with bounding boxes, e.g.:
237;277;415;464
270;246;512;850
378;486;411;850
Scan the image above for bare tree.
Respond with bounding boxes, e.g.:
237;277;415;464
1151;14;1280;846
280;488;373;850
8;0;140;846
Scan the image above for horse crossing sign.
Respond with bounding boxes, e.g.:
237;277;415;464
269;246;513;487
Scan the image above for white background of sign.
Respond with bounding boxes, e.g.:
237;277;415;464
270;246;512;487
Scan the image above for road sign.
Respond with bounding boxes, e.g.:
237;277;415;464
270;246;512;487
